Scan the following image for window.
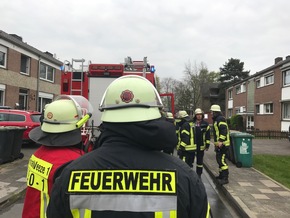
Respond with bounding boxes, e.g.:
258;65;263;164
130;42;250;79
264;103;273;114
9;114;26;122
228;109;232;118
241;106;246;112
228;90;232;99
19;89;28;110
256;105;260;114
40;62;55;82
236;86;241;94
241;83;246;92
283;69;290;86
235;108;239;114
256;79;261;88
235;83;246;94
0;85;4;106
20;54;31;75
38;97;52;112
282;102;290;119
38;92;53;112
264;74;274;85
0;45;7;68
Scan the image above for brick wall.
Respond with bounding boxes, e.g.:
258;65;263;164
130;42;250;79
255;68;282;131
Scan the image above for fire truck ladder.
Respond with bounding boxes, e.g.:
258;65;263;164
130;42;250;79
71;58;85;96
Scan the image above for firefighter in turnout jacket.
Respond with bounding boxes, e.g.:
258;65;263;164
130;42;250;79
210;104;230;185
192;108;211;178
47;75;211;218
176;110;192;162
22;95;92;218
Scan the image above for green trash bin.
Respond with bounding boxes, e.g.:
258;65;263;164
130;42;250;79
230;132;254;168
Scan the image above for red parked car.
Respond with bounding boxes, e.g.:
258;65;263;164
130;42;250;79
0;109;42;144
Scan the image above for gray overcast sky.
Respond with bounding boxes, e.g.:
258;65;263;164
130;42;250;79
2;0;290;80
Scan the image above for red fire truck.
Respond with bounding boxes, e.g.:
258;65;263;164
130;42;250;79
61;57;175;145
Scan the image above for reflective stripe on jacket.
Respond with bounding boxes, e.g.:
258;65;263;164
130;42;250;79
213;115;230;146
180;121;211;151
22;146;84;218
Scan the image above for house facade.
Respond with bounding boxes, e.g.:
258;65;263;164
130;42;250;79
0;30;62;112
226;56;290;131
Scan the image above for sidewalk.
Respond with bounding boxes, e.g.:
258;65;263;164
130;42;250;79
0;139;290;217
0;154;28;208
204;138;290;218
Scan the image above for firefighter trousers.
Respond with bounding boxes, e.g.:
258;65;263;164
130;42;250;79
215;146;229;179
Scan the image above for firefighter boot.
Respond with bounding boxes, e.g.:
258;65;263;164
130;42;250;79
215;174;222;179
218;170;229;185
218;178;229;185
215;170;223;179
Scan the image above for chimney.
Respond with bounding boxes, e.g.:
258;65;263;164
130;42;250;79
9;34;23;41
44;51;53;57
275;57;283;64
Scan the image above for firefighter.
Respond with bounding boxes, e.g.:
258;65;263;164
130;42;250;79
176;110;191;159
210;104;230;185
193;108;211;178
47;75;210;218
22;96;91;218
178;110;196;167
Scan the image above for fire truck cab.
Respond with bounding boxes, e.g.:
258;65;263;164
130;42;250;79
61;57;159;131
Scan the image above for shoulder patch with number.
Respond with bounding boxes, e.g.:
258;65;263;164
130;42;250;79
26;154;53;193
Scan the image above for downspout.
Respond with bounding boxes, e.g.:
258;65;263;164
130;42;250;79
36;56;41;111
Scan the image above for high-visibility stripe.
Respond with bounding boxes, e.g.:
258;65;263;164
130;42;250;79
71;209;80;218
180;122;196;150
84;209;91;218
221;154;229;170
155;210;177;218
70;194;177;212
213;121;230;146
155;211;163;218
206;202;211;218
40;192;45;218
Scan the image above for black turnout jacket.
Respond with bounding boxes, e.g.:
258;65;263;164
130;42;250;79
47;118;210;218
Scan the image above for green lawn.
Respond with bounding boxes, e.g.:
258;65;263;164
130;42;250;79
253;155;290;189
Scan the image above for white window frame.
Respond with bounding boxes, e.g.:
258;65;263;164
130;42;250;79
256;79;261;88
20;54;31;75
40;62;55;82
241;83;246;93
264;74;274;86
256;104;260;114
0;45;7;68
264;103;273;114
0;84;6;106
38;92;53;112
228;109;232;118
241;106;246;112
282;102;290;120
283;69;290;86
228;89;233;99
236;85;241;94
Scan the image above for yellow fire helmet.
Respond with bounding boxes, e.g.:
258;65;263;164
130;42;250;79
178;110;189;118
42;95;93;133
194;108;203;114
166;112;174;119
210;104;221;112
99;75;163;122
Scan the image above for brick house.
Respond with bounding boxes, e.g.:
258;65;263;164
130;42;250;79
226;56;290;131
0;30;63;111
